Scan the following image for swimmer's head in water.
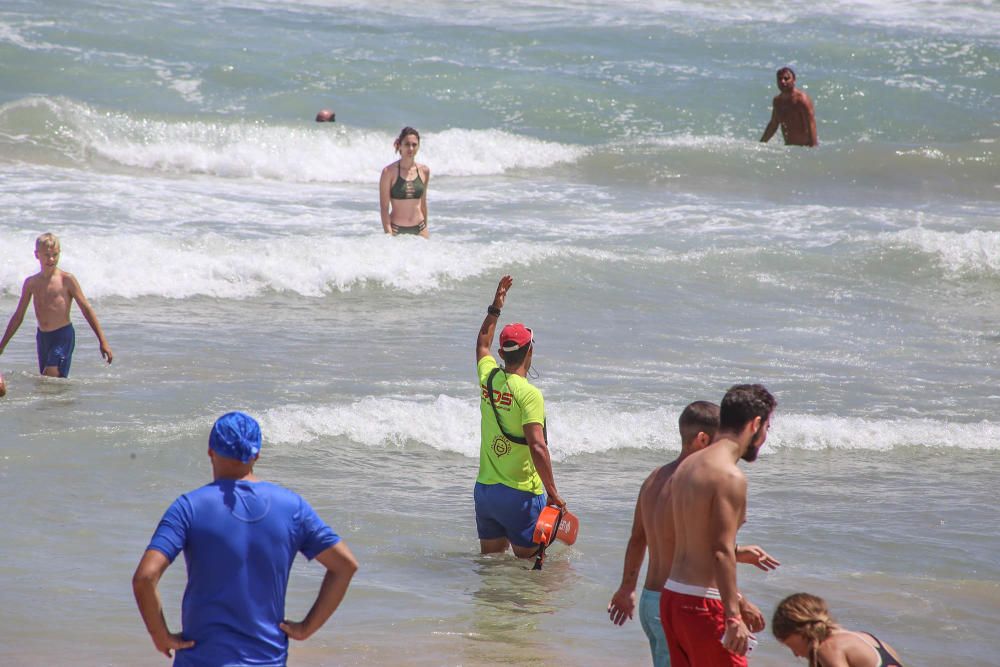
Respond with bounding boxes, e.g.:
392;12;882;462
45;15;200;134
315;109;335;122
394;126;420;155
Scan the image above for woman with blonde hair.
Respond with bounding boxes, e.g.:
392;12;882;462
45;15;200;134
379;126;430;237
772;593;904;667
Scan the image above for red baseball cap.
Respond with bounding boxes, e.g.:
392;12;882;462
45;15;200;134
499;323;533;352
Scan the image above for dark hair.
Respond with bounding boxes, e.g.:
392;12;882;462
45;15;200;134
776;66;796;79
394;126;420;153
678;401;720;446
499;343;531;367
719;384;776;432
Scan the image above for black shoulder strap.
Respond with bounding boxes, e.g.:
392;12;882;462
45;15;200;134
486;368;528;445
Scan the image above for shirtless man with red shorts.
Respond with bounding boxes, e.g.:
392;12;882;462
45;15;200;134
661;384;777;667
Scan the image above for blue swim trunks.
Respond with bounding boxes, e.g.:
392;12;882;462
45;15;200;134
474;481;546;548
36;323;75;377
640;588;670;666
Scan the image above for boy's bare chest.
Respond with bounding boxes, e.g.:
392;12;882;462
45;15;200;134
33;279;70;311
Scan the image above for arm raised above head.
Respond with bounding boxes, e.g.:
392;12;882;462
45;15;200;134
476;275;512;361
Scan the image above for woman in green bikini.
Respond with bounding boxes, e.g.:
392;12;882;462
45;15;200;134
379;126;431;238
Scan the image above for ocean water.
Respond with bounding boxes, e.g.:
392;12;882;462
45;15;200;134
1;1;998;665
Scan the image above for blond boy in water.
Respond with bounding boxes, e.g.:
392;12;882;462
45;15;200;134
0;233;113;377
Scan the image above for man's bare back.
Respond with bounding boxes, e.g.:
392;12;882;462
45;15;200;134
639;460;684;590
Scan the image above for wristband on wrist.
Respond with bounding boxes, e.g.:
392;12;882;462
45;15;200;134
487;305;501;317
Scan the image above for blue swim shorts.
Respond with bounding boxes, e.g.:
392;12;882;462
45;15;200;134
474;482;546;548
36;323;75;378
640;588;670;667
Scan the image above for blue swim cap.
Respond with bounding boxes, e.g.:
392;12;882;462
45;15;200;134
209;411;262;463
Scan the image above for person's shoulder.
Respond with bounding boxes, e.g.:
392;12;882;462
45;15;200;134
638;465;664;494
259;480;308;503
50;268;77;286
642;462;678;497
815;633;852;661
516;375;543;397
477;354;498;376
718;461;747;489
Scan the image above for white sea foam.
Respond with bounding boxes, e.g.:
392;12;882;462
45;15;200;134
232;0;1000;36
257;396;1000;457
0;98;583;182
0;230;595;299
887;228;1000;278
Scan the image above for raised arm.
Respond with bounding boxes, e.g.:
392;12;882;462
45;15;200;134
0;277;33;354
608;486;648;625
67;273;112;363
476;275;512;361
280;541;358;641
132;549;195;658
760;99;779;143
379;165;394;234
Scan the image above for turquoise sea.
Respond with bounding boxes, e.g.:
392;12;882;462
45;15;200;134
1;1;998;665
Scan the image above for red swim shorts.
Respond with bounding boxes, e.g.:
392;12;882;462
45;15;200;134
660;583;747;667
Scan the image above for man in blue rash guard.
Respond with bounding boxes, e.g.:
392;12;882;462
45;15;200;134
132;411;358;666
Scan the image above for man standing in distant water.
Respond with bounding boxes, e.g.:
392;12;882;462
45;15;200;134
474;275;566;559
661;384;777;667
760;67;817;147
608;401;778;666
133;411;358;665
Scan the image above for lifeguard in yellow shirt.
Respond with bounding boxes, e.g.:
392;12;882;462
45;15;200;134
474;275;566;558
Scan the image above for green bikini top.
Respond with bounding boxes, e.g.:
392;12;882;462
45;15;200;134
390;162;425;200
